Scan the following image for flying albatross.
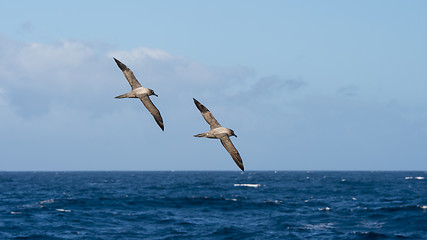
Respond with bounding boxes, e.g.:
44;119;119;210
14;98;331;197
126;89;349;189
113;58;164;131
193;98;244;171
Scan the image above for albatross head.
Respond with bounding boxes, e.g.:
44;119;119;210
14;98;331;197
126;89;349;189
230;130;237;138
149;89;158;97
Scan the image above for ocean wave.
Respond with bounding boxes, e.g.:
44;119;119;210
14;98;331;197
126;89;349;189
405;176;424;180
264;199;283;204
349;231;422;240
208;226;253;239
302;222;334;230
56;209;71;212
378;205;426;212
233;183;261;188
225;198;238;202
9;234;56;239
39;199;55;205
133;195;245;210
18;198;56;209
349;231;389;239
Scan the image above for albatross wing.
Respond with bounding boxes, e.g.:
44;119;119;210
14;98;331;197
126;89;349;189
193;98;221;129
114;58;142;90
220;136;244;171
139;95;164;131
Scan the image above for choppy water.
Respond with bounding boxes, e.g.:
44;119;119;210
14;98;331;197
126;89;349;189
0;171;425;239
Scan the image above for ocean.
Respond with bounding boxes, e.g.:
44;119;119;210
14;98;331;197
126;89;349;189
0;171;425;239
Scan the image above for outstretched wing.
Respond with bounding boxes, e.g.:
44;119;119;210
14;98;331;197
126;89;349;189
139;95;164;131
193;98;221;129
114;58;142;90
220;136;244;171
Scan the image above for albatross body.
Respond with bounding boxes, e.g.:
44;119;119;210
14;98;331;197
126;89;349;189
193;98;244;171
113;58;164;131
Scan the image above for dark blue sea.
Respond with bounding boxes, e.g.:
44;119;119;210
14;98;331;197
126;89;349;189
0;171;426;239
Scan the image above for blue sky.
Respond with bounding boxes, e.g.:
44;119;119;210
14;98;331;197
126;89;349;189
1;1;426;171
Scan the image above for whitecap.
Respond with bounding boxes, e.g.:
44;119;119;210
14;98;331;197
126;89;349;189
360;221;384;228
405;176;424;180
10;211;22;215
56;209;71;212
303;222;334;230
318;207;331;211
234;183;261;188
226;198;238;202
419;205;427;209
39;199;54;204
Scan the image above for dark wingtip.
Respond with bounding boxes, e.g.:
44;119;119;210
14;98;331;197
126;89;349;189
113;57;127;71
193;98;208;113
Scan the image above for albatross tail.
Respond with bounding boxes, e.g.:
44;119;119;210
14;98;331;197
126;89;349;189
115;93;131;99
194;133;208;138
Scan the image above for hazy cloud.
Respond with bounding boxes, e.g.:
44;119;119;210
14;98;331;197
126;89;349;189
256;76;306;92
233;75;307;105
20;21;34;34
0;87;5;104
337;85;359;97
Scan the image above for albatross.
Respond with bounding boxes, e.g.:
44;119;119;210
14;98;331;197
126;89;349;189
193;98;244;171
113;58;164;131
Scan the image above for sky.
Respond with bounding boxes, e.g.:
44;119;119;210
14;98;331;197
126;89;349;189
0;1;426;171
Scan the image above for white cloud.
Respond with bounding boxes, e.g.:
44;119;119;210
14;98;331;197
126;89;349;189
5;40;93;78
109;46;172;61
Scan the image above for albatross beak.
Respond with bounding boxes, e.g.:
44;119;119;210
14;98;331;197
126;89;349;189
154;93;158;97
